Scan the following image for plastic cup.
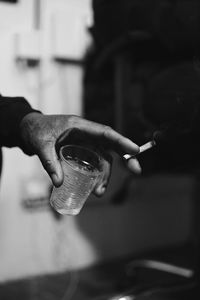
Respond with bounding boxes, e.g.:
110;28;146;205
50;145;102;215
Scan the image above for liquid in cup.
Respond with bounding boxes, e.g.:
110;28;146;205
50;145;102;215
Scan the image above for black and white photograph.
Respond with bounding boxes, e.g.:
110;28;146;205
0;1;200;299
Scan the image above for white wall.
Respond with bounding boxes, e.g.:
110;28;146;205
0;0;97;282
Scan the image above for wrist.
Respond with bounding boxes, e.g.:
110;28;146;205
19;111;43;155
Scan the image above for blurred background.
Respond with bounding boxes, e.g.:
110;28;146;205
0;0;200;299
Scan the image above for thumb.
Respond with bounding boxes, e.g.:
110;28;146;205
38;143;64;187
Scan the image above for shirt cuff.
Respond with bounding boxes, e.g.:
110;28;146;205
0;95;41;152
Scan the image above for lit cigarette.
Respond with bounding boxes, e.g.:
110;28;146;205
123;140;156;161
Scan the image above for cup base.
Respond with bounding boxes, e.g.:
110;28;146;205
53;206;81;216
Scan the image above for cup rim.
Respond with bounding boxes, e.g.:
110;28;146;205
59;144;102;175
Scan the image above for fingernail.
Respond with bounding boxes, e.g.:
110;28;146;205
51;173;59;186
101;186;106;194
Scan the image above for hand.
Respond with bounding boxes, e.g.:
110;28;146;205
20;113;141;196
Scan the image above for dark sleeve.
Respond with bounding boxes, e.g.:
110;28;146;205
0;95;41;150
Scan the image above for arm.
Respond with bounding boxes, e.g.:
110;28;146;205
0;95;141;196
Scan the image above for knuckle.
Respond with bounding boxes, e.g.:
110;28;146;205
67;115;80;127
103;125;112;136
43;159;54;171
105;125;112;131
102;125;117;142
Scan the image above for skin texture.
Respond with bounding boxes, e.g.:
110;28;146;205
20;112;141;197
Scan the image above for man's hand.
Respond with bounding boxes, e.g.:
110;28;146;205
20;113;141;196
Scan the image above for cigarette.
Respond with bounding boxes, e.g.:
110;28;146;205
123;140;156;161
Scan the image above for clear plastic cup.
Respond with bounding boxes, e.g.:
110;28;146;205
50;145;102;215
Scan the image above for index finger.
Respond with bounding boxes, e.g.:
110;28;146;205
69;117;140;156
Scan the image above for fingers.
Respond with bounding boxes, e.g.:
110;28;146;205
37;142;64;187
81;121;140;155
57;117;140;157
56;117;141;178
